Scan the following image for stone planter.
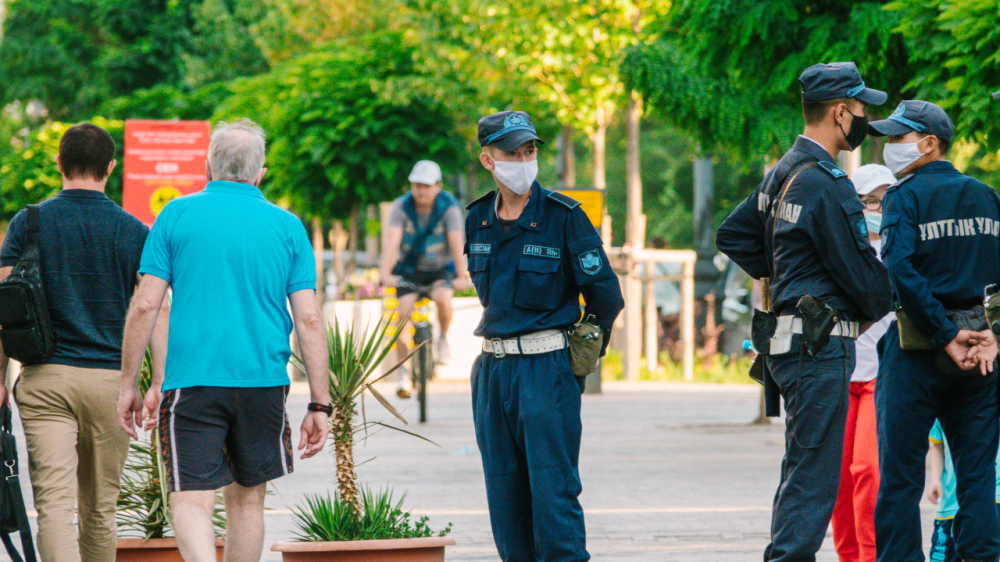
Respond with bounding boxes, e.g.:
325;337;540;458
271;537;456;562
116;537;225;562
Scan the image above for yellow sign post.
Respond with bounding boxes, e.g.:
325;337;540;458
556;189;604;228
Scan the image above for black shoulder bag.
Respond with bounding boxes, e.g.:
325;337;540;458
0;205;57;365
0;405;37;562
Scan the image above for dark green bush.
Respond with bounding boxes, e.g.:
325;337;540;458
292;487;451;542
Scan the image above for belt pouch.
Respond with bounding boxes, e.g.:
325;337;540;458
797;295;837;357
751;309;776;355
985;285;1000;335
896;309;935;350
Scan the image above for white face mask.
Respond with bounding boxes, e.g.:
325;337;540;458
489;155;537;195
883;137;929;176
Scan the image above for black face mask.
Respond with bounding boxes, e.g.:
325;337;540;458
841;111;868;150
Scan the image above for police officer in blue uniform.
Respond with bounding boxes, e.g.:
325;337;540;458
872;101;1000;562
715;62;893;562
464;110;624;562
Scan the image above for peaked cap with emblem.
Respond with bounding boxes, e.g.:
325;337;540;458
478;111;545;152
868;100;955;142
798;62;887;106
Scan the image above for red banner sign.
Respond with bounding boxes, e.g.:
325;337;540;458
123;120;211;225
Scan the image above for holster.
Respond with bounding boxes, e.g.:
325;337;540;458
796;295;838;357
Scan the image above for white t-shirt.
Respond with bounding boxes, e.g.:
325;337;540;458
852;238;894;382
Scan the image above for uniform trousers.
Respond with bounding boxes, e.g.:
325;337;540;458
471;349;588;562
875;323;1000;562
765;334;855;562
831;379;880;562
14;364;130;562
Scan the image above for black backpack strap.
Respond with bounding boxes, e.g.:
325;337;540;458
25;205;40;250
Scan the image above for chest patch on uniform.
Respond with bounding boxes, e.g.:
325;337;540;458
579;250;602;275
523;245;560;259
817;161;847;178
470;243;491;255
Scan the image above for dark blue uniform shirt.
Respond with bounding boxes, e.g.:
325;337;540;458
716;136;892;322
0;190;149;370
881;160;1000;348
464;183;624;353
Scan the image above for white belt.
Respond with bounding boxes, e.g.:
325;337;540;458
482;329;567;358
771;315;859;355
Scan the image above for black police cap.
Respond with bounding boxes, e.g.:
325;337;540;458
799;62;887;106
869;100;955;142
478;111;545;152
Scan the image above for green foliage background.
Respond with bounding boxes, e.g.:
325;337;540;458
2;0;1000;241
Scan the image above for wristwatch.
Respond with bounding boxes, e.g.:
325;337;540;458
307;402;334;416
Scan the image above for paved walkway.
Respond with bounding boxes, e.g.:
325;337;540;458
3;381;938;561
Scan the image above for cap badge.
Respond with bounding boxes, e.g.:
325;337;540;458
504;114;527;128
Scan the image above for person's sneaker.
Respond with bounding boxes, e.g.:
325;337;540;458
396;387;411;399
436;336;451;365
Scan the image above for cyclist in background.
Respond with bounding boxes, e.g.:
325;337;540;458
380;160;469;398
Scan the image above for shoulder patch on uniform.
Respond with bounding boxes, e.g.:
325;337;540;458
548;191;581;210
816;161;848;179
466;190;496;210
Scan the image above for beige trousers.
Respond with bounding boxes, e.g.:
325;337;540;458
14;364;129;562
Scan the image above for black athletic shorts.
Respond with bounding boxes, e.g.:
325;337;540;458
158;385;293;491
397;269;455;298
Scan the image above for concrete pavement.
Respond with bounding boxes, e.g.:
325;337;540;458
2;381;939;561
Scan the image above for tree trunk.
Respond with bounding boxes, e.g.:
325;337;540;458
557;125;576;188
312;218;325;306
591;107;607;190
364;205;378;267
332;406;361;515
329;221;348;295
624;92;644;381
347;204;360;278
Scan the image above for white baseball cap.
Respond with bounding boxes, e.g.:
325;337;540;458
852;164;896;196
408;160;442;185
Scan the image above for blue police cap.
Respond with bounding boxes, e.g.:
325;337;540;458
868;100;955;142
994;92;1000;100
799;62;887;106
478;111;545;152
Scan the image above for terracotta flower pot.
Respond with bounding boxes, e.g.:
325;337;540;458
271;537;456;562
116;537;225;562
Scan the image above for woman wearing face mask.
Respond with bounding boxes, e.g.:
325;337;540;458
868;100;1000;562
830;164;896;562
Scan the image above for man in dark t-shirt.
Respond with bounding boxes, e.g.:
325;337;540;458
0;123;160;562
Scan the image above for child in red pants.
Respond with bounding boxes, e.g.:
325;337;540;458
830;164;896;562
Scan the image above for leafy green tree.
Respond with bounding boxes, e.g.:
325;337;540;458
887;0;1000;150
0;117;125;221
214;32;464;220
0;0;268;120
623;0;911;158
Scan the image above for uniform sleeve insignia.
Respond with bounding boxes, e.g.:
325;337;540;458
856;216;869;239
579;250;602;275
817;161;848;179
466;190;497;210
548;191;582;210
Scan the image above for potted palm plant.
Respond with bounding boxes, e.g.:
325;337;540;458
116;350;226;562
271;315;454;562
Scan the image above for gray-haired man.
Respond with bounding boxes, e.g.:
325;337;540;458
118;119;332;562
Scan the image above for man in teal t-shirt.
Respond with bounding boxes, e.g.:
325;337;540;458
927;420;1000;562
116;119;333;562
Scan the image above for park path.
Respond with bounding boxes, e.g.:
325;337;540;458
2;381;937;561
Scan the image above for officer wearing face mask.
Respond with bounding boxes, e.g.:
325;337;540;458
716;62;892;562
869;100;1000;562
464;110;624;562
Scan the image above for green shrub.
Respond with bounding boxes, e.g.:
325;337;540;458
602;349;756;385
292;487;451;542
